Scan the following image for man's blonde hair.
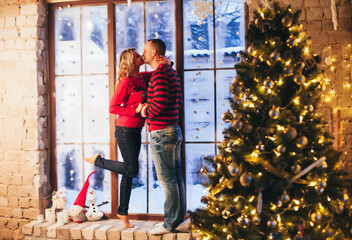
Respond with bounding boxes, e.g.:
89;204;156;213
117;48;135;84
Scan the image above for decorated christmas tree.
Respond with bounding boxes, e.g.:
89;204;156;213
190;2;352;240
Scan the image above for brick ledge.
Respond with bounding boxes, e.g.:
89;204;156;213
22;219;197;240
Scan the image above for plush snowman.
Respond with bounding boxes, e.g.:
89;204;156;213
85;188;108;221
69;170;96;223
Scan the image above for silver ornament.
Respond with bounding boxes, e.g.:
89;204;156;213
267;218;277;228
285;126;297;141
311;212;322;222
232;119;243;129
237;215;250;228
270;50;281;61
282;15;293;27
226;235;234;240
228;163;240;176
276;199;283;207
200;165;208;175
320;160;328;169
252;215;261;225
247;46;256;55
281;190;290;203
296;61;305;70
240;172;253;187
323;227;333;237
264;79;274;88
305;104;314;112
222;110;233;122
286;36;296;46
290;164;301;174
222;209;231;219
296;136;308;148
256;144;265;151
269;106;280;119
243;123;254;133
277;145;286;153
294;74;306;85
336;203;344;214
315;185;325;194
283;65;293;75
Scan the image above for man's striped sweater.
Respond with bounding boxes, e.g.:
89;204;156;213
142;63;183;131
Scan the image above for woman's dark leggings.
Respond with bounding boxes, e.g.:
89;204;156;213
94;126;142;215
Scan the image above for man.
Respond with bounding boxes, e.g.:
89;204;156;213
140;39;185;234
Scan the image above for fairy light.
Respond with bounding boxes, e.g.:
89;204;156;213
251;209;256;215
304;47;309;54
251;150;259;157
277;125;285;131
278;79;283;85
249;196;255;202
234;197;239;202
293;97;300;105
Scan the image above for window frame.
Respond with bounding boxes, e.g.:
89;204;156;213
48;0;247;220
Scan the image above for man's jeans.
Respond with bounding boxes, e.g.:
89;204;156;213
94;126;141;215
150;124;185;231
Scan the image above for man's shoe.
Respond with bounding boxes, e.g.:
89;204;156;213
84;154;99;165
175;218;190;232
149;225;170;235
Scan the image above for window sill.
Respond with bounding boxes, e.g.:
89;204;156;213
22;219;197;240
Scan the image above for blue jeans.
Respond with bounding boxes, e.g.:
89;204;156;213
94;126;141;215
149;124;185;231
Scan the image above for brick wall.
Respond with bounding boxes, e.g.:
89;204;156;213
0;0;49;239
0;0;351;239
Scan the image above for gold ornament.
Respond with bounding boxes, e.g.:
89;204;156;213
222;209;231;219
232;119;243;129
264;79;274;88
252;214;261;225
291;164;302;174
277;145;286;153
296;136;308;148
283;65;293;75
243;123;254;133
222;110;233;122
304;104;314;112
281;15;293;27
270;50;281;61
214;155;223;163
285;126;297;141
200;165;208;175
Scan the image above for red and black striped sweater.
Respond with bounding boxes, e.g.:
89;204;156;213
142;63;183;131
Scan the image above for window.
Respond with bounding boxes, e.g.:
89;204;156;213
49;0;245;218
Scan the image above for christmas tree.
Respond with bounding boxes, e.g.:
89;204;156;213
190;2;352;240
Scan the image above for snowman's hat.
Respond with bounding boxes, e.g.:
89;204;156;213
73;170;96;208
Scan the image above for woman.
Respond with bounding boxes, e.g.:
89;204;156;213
85;48;169;228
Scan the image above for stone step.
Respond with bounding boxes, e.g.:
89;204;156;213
22;220;198;240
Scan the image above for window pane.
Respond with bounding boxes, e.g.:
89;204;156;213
82;6;108;74
185;143;215;211
55;7;81;75
183;0;214;70
146;1;175;61
83;75;110;143
216;70;237;141
56;144;83;208
115;3;145;54
184;70;215;142
55;76;82;143
119;144;148;213
84;144;111;212
215;0;245;68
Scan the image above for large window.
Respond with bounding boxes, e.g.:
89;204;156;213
49;0;245;218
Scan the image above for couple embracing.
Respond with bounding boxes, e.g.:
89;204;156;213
85;39;187;234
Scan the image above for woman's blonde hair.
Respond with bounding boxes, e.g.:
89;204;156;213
117;48;135;84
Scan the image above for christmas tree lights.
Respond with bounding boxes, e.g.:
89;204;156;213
189;2;352;240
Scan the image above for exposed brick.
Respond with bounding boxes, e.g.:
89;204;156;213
328;31;352;44
0;5;20;17
13;208;23;218
23;208;40;219
16;15;27;26
0;207;13;217
0;28;19;40
304;0;319;7
0;197;9;207
306;7;323;20
26;15;38;26
20;4;38;15
322;7;332;19
338;5;352;18
15;39;26;49
5;39;15;49
20;27;38;38
0;17;4;27
290;0;303;8
19;198;31;208
319;0;330;7
306;20;322;33
338;17;352;32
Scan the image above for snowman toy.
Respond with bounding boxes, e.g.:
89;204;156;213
85;188;109;221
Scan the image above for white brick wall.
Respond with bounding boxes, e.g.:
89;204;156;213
0;0;49;239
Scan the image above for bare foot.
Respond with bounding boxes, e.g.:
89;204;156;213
117;214;134;228
84;154;99;165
